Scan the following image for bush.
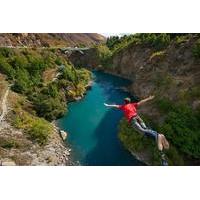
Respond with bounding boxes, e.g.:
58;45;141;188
149;50;165;61
156;99;200;159
0;47;14;57
28;120;52;145
139;33;171;50
96;44;112;66
12;68;32;93
55;57;62;65
175;35;189;44
12;107;53;145
60;64;78;84
106;36;121;50
34;96;66;121
0;55;15;79
0;137;16;149
192;40;200;58
153;73;174;90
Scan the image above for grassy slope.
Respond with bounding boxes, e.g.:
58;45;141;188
0;47;91;146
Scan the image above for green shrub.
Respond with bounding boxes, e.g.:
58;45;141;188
37;98;66;120
155;98;174;114
55;57;62;65
0;55;15;79
139;33;171;50
106;36;121;50
153;73;174;90
96;44;112;66
149;50;165;61
0;47;14;57
175;35;189;44
192;39;200;58
12;68;32;93
28;120;52;145
0;137;16;149
12;107;53;145
157;99;200;159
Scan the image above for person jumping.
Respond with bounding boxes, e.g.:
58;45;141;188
104;96;169;156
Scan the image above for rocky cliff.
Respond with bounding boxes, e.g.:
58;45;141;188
108;35;199;99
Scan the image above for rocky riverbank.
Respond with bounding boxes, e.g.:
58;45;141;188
0;72;93;166
0;121;73;166
0;75;74;166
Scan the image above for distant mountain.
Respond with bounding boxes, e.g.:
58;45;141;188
0;33;106;47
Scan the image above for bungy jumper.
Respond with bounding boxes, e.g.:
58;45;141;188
104;96;170;166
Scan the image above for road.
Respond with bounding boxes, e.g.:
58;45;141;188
0;87;9;123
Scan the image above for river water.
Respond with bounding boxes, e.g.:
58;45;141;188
57;71;144;166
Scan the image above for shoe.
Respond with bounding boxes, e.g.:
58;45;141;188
159;151;169;166
161;159;168;166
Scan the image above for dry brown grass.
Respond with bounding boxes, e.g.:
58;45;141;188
42;67;57;84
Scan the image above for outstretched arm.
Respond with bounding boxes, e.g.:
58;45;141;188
104;103;120;108
137;95;155;106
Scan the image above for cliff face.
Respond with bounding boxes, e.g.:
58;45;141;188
69;47;100;68
0;33;106;47
108;37;198;96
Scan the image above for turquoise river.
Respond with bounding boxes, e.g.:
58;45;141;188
57;71;144;166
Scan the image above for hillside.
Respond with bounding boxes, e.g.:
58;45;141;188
0;47;91;165
0;33;106;47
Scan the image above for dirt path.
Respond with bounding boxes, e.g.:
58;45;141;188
0;87;9;123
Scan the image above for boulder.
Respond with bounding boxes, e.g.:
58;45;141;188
59;130;67;141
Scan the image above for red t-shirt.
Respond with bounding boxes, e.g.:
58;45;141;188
118;103;139;122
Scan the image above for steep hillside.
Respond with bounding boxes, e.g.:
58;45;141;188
0;33;106;47
0;47;91;165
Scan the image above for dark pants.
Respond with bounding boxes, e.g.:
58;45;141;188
131;115;158;141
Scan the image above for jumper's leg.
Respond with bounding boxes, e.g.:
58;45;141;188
157;134;164;151
136;115;147;129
